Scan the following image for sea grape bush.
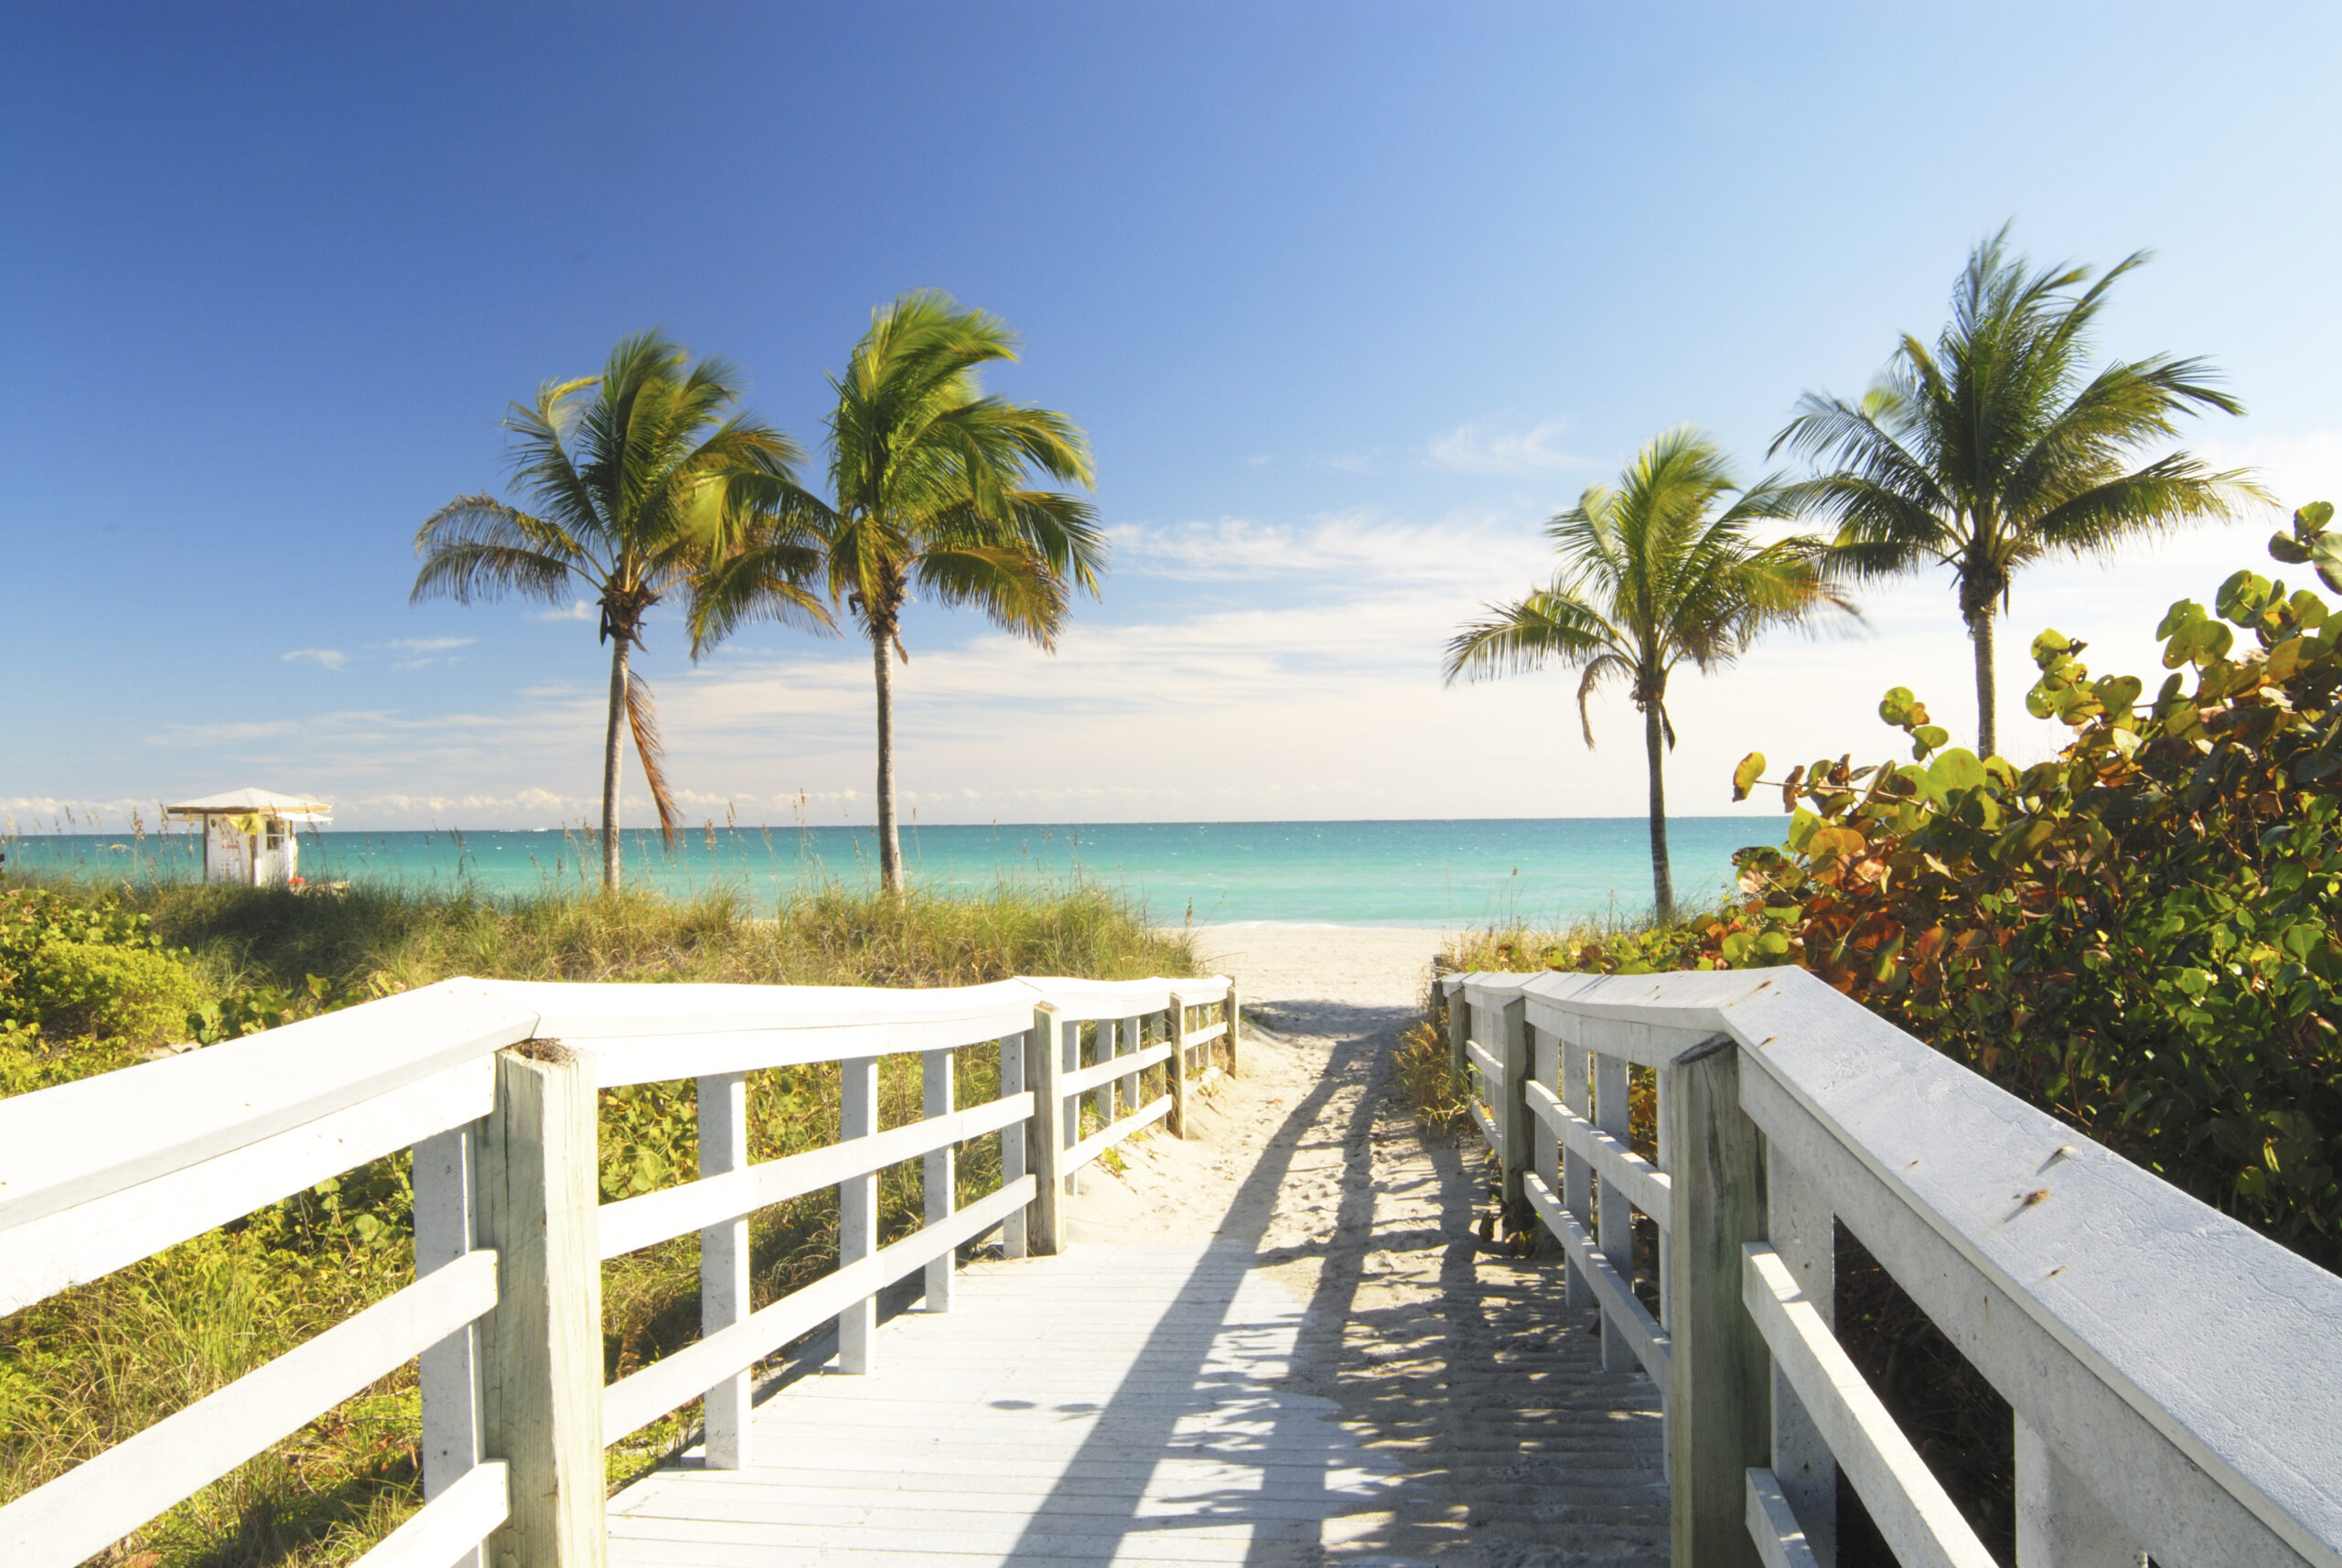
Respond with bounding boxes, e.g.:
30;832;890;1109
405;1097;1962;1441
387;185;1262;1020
0;887;205;1057
1562;508;2342;1267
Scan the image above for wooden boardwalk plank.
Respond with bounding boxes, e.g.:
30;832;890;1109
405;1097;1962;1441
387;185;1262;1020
608;1244;1432;1566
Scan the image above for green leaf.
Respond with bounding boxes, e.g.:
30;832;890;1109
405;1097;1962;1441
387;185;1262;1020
1878;687;1917;726
2095;675;2143;715
2217;571;2274;627
1732;752;1766;803
1912;725;1949;757
2271;532;2313;564
1928;749;1988;793
1786;808;1821;854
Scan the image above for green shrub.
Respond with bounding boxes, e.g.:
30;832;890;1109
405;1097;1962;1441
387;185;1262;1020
0;888;207;1049
1715;506;2342;1269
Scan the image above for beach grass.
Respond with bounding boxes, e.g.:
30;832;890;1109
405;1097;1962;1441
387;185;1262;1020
0;875;1198;1567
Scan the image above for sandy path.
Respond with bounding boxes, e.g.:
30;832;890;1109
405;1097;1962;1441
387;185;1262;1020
1063;948;1668;1563
1173;924;1446;1021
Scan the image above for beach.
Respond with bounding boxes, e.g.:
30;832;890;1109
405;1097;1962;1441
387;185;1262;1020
1181;923;1444;1014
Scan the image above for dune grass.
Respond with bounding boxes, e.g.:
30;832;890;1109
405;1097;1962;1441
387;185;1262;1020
0;875;1199;1568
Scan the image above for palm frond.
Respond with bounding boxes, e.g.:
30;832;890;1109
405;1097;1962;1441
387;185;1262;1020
2024;457;2269;554
411;497;581;604
1441;587;1619;685
1574;654;1632;746
914;542;1069;647
624;668;682;847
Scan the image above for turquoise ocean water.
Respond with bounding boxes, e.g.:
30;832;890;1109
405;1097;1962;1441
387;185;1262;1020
2;818;1784;928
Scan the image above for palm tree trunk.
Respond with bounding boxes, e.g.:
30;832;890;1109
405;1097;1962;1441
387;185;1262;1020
601;637;627;891
1969;606;1998;758
1643;702;1675;925
874;625;903;894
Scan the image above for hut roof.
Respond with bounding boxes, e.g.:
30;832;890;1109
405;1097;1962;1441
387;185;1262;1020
163;789;334;821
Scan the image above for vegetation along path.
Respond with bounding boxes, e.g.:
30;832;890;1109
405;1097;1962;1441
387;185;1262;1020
611;966;1665;1565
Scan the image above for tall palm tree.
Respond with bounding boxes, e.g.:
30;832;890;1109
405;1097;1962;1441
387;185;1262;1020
1773;226;2262;757
812;289;1106;893
413;330;809;891
1443;427;1851;922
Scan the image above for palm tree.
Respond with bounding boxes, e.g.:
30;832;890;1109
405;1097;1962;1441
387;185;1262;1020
413;330;809;891
1773;226;2263;757
810;289;1106;893
1443;427;1851;922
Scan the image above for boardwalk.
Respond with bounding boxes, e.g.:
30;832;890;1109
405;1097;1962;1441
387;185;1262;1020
610;1005;1670;1567
11;968;2336;1568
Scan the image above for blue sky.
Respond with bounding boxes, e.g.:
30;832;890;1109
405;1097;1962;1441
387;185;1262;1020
7;3;2341;830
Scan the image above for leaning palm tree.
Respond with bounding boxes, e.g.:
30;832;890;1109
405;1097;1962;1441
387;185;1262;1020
413;330;809;891
812;290;1106;893
1444;427;1851;922
1773;226;2262;757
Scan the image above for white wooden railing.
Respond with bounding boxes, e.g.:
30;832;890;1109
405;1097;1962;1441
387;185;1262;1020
0;972;1241;1568
1445;967;2342;1568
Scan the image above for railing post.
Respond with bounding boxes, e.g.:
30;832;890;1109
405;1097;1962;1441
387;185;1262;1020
1000;1031;1028;1260
697;1071;751;1467
1061;1015;1083;1197
2015;1414;2147;1568
1116;1015;1141;1112
1026;1004;1068;1254
1656;1071;1674;1330
1166;992;1191;1139
1495;994;1531;1217
478;1044;607;1568
1767;1144;1835;1563
1531;1021;1559;1259
1595;1049;1636;1373
1222;984;1241;1076
1563;1032;1592;1309
1664;1037;1769;1568
923;1047;955;1313
414;1124;485;1568
1445;978;1469;1079
1090;1019;1118;1133
837;1054;879;1372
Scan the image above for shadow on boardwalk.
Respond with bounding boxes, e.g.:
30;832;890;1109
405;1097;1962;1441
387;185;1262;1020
606;1004;1665;1566
996;1004;1668;1566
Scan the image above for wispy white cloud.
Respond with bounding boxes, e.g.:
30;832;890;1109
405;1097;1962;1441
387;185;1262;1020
534;602;596;623
386;637;477;653
1425;418;1603;476
282;648;347;670
1111;512;1549;588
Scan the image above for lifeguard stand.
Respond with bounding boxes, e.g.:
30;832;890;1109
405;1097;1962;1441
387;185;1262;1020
162;789;333;886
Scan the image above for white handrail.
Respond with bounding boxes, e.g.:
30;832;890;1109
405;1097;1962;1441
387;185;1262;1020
0;968;1233;1568
1448;965;2342;1568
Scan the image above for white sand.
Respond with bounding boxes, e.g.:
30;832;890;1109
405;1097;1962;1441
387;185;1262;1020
1169;924;1447;1015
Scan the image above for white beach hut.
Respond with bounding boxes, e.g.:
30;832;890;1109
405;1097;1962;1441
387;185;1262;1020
162;789;333;886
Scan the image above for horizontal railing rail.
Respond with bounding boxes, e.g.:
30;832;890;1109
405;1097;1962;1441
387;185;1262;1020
1445;966;2342;1568
0;971;1240;1568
